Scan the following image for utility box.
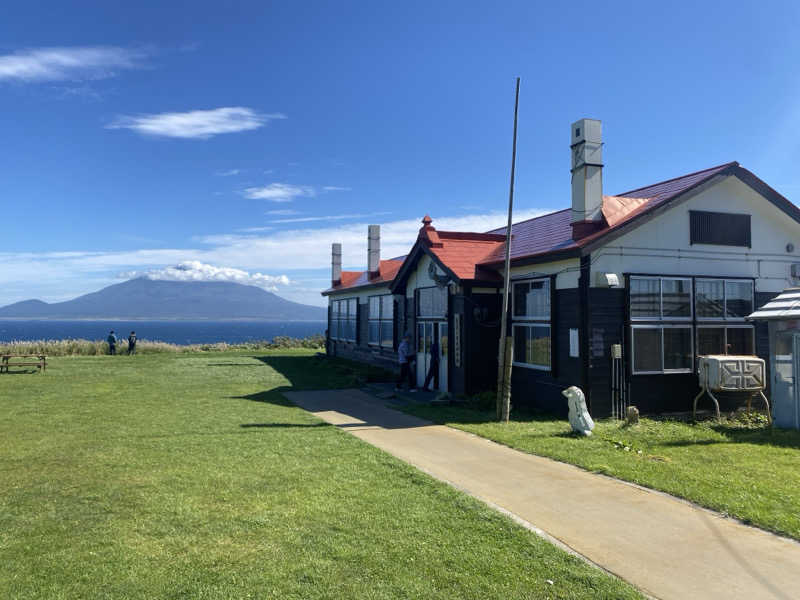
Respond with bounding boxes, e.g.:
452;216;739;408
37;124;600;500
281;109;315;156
697;355;765;392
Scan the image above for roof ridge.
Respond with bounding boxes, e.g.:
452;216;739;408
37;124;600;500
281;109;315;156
485;207;571;234
616;161;738;197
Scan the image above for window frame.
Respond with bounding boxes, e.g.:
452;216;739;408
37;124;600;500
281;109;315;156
368;294;394;348
629;276;693;322
511;277;552;371
416;286;448;319
695;278;754;322
330;297;357;342
631;323;694;375
689;210;752;248
696;324;756;356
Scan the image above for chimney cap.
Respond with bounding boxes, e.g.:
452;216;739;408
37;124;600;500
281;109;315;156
422;214;433;226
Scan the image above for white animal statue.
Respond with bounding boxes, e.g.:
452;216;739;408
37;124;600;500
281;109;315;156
562;386;595;436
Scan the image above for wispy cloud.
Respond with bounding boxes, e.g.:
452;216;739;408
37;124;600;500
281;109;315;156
214;168;241;177
107;107;285;139
242;183;314;202
266;209;299;216
0;46;149;82
119;261;290;291
323;186;352;192
271;212;390;224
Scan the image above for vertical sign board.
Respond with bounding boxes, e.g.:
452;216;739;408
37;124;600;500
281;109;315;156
453;313;462;367
569;328;579;358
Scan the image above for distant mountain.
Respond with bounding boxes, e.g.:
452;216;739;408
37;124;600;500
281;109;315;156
0;278;327;321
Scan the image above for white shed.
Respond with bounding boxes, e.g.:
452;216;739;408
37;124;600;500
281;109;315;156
748;288;800;429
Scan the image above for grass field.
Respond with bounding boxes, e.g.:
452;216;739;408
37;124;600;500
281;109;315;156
402;403;800;541
0;351;641;599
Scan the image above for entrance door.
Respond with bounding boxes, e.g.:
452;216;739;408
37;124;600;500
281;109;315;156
416;321;448;392
417;322;433;389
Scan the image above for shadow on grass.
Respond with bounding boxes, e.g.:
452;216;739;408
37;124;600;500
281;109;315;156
240;422;329;429
659;426;800;450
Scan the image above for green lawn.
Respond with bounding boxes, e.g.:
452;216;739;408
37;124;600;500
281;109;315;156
402;403;800;540
0;351;641;599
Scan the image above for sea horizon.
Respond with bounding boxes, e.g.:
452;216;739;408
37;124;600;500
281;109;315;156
0;319;327;346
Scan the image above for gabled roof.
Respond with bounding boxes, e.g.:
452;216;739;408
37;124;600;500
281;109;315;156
389;217;505;291
322;258;404;296
480;161;799;265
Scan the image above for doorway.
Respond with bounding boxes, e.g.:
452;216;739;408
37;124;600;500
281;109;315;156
773;332;800;429
416;321;448;392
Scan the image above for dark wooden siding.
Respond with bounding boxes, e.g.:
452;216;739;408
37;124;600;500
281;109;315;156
585;288;626;417
463;292;501;395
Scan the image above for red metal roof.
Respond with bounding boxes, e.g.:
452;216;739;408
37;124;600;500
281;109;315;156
428;231;505;281
323;258;404;294
481;161;738;264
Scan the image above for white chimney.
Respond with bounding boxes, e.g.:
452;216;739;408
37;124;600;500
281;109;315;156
331;243;342;286
570;118;604;237
368;225;380;277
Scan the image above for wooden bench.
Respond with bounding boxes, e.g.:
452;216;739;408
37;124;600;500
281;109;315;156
0;354;47;374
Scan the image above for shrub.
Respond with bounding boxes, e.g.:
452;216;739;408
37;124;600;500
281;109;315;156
0;335;326;357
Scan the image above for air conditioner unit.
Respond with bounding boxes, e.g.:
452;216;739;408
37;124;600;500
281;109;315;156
697;355;765;392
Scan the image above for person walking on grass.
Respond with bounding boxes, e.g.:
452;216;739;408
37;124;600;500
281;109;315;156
107;330;117;355
127;331;137;355
395;333;417;393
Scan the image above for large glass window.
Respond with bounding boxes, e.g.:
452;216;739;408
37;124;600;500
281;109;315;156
697;326;754;356
331;298;357;342
368;294;394;348
632;325;692;374
630;277;692;320
512;278;551;370
695;279;753;321
417;287;447;318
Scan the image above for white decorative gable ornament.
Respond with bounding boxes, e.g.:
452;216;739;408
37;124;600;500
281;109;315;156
562;386;595;436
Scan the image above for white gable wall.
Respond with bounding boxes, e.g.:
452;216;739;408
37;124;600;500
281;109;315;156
327;283;393;307
405;253;438;297
508;258;581;289
590;176;800;293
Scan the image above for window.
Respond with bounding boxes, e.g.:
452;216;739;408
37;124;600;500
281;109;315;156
331;298;357;342
632;325;693;374
417;287;447;318
512;278;551;370
697;326;754;356
368;295;394;348
696;279;754;320
630;277;692;320
690;210;751;247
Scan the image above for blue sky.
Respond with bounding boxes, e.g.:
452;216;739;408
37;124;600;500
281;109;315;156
1;1;799;307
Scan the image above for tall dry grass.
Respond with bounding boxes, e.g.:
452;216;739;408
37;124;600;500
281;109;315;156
0;334;325;356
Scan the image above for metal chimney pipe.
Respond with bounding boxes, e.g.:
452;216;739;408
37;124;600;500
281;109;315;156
331;243;342;286
368;225;380;276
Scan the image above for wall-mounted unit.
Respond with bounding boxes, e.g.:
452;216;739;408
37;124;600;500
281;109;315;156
693;355;770;421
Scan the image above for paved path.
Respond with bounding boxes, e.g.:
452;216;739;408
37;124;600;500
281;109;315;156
285;389;800;600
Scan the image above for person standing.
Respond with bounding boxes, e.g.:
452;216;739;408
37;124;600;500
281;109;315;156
127;331;137;355
395;334;417;392
423;337;440;392
107;330;117;355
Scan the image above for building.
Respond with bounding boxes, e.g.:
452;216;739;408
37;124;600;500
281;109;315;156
323;119;800;416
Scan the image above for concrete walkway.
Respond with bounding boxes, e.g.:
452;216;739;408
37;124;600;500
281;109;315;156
285;389;800;600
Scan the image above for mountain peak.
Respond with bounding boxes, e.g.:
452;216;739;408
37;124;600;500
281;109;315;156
0;279;326;321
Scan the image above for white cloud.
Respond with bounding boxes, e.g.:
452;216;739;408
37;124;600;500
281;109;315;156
215;168;241;176
107;107;285;139
0;208;555;307
0;46;149;82
120;261;290;291
242;183;314;202
323;186;352;192
271;212;390;224
266;209;299;216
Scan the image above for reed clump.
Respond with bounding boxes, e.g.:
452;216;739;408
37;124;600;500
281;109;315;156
0;334;325;356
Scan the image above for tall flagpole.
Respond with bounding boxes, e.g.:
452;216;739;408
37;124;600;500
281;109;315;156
496;77;520;423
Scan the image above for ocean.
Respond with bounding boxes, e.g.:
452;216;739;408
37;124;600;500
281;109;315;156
0;320;327;345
